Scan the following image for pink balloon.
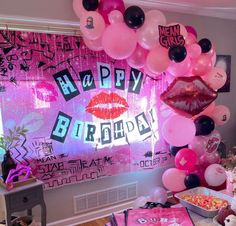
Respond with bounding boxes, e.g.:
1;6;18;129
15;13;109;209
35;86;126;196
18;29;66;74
162;115;196;147
98;0;125;24
150;187;168;204
211;105;231;125
185;25;198;38
168;23;188;39
198;101;216;117
146;45;170;73
145;10;167;25
144;65;162;79
175;148;197;172
187;43;201;59
83;36;103;51
202;67;227;90
167;56;191;77
127;44;149;69
162;168;186;192
204;164;226;187
189;136;207;157
73;0;86;18
108;10;123;24
211;52;217;66
199;152;221;168
102;22;137;60
80;11;105;40
185;33;197;46
137;10;166;50
192;54;213;76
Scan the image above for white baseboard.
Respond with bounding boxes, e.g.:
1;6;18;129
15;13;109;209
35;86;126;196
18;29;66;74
47;201;134;226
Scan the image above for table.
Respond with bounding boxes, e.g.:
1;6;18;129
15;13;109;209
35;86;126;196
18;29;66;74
0;180;46;226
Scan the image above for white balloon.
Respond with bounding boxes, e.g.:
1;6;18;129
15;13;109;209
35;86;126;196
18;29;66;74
133;196;147;209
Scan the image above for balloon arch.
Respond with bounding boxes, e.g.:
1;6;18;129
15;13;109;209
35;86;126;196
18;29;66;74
73;0;230;192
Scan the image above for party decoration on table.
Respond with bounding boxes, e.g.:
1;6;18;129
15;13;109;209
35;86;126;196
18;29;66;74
194;115;215;136
5;164;33;190
160;76;218;116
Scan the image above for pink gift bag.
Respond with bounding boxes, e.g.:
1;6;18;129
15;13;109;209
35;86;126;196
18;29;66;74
106;207;194;226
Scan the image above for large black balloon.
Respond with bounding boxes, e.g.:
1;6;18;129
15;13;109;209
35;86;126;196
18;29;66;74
194;115;215;136
124;6;145;29
184;174;200;189
170;145;188;156
82;0;99;11
168;45;187;63
198;38;212;53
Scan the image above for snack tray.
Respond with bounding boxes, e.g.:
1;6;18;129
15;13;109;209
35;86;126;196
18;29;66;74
175;187;233;218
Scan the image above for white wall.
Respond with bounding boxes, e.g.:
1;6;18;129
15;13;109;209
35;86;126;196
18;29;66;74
0;0;236;224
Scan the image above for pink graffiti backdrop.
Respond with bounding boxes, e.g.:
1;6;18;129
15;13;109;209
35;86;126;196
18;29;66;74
0;30;172;189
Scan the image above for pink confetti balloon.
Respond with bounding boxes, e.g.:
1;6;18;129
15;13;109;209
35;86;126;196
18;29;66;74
102;22;137;60
185;33;197;46
187;43;201;59
192;54;213;76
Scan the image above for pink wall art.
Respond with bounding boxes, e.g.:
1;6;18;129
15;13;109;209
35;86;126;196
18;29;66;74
0;30;172;189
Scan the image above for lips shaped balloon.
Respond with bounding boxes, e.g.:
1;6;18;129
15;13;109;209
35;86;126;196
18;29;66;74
160;76;218;116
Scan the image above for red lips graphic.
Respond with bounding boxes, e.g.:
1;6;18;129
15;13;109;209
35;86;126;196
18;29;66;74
32;81;58;102
161;76;218;116
86;92;129;120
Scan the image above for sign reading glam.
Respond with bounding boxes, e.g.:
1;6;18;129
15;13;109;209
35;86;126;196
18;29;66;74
50;63;156;147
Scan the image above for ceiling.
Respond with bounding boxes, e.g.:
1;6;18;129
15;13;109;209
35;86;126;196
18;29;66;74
125;0;236;20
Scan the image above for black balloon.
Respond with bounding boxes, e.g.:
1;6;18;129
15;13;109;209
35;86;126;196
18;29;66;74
170;145;188;156
194;115;215;136
168;45;187;63
198;38;212;53
82;0;99;11
184;174;200;189
124;6;145;29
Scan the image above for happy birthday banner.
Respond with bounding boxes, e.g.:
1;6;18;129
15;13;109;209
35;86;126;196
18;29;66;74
0;30;171;189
